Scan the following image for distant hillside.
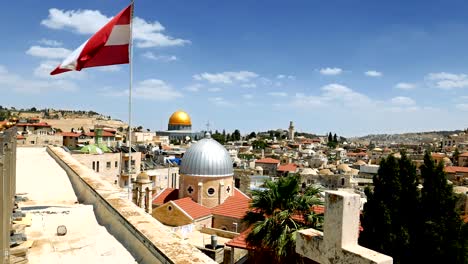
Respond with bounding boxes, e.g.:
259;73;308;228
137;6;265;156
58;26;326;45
0;106;127;132
350;129;465;144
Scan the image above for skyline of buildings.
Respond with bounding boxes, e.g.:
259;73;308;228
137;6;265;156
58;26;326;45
2;1;468;136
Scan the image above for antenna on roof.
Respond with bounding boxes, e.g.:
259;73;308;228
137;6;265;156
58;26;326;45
206;120;211;132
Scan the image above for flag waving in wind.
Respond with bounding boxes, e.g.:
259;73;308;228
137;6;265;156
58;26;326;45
51;4;133;75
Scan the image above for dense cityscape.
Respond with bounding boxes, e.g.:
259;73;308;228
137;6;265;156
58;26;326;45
2;1;468;264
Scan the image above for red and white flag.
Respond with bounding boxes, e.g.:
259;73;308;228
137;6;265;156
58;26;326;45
51;4;133;75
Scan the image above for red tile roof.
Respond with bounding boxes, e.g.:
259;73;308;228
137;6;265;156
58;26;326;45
60;132;81;137
84;131;115;137
152;188;179;205
172;197;211;220
255;158;280;164
225;228;253;249
444;166;468;173
460;152;468;157
16;135;25;140
212;188;251;219
277;163;298;172
432;153;446;158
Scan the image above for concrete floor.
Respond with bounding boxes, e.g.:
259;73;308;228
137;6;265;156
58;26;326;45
16;147;137;264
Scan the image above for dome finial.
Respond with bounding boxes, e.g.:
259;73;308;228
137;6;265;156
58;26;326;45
205;132;211;138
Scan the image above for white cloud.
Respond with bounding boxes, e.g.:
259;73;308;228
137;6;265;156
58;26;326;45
208;97;234;106
456;104;468;111
426;72;468;89
241;83;256;88
243;94;254;99
276;74;295;80
395;82;416;90
321;83;371;105
142;52;177;62
268;92;288;97
390;96;415;106
41;8;190;48
292;83;372;108
319;67;343;76
0;64;78;93
102;79;182;100
33;60;87;79
96;65;121;72
38;39;63;46
365;70;382;77
259;77;273;86
275;82;282;87
184;84;202;92
292;84;423;116
208;87;221;92
26;45;71;59
133;79;182;100
193;71;258;84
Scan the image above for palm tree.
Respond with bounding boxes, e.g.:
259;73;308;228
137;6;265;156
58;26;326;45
242;174;323;263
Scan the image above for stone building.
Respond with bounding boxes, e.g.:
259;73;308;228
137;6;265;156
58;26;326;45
254;158;280;176
151;133;251;233
179;133;235;208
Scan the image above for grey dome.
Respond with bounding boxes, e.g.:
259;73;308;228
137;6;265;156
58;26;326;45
181;138;233;177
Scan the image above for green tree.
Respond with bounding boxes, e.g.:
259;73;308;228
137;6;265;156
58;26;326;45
333;133;338;143
211;132;225;144
233;129;241;141
248;131;256;140
359;152;419;263
252;140;267;149
243;175;323;263
415;152;467;263
328;132;332;143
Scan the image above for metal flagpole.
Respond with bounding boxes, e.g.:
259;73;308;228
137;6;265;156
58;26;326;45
128;0;135;200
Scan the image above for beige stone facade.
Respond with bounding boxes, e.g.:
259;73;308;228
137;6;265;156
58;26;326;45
152;201;213;228
17;134;62;146
212;215;246;233
180;175;234;208
72;152;121;183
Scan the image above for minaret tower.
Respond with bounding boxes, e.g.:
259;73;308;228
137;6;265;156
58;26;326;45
288;121;295;140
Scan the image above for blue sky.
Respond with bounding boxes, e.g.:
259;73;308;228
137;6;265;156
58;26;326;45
1;0;468;136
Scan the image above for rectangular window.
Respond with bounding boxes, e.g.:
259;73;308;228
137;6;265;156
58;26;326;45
115;161;118;168
106;162;111;168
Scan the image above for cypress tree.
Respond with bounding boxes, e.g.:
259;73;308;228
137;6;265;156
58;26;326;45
416;152;467;263
359;152;419;263
453;148;460;166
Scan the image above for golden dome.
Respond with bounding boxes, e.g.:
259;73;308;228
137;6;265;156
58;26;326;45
168;110;191;126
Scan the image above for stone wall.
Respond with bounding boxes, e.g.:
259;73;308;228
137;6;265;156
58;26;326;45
47;146;216;264
212;215;246;233
17;134;62;146
0;128;16;264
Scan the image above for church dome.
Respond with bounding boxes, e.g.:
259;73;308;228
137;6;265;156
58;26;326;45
181;136;233;177
168;110;191;126
136;171;150;182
